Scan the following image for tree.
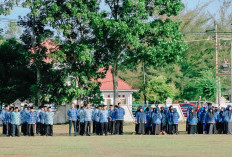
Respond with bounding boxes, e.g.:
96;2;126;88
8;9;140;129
90;0;187;106
0;0;20;15
4;21;22;39
0;38;35;105
145;76;178;104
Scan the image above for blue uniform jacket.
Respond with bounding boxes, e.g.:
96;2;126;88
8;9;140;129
67;108;78;121
78;109;85;123
27;111;37;124
99;110;109;123
115;108;125;120
173;109;179;124
11;112;21;125
136;111;146;123
84;108;93;122
145;111;152;127
188;112;198;125
2;109;10;123
93;109;100;122
205;112;216;123
45;112;55;125
20;110;29;123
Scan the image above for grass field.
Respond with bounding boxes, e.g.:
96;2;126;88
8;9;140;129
0;123;232;157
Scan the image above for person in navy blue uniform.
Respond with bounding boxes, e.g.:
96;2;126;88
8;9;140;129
11;107;21;137
67;103;78;136
172;108;180;134
27;107;37;136
145;107;152;135
84;104;93;136
160;107;167;134
8;107;14;136
36;106;42;135
206;107;216;134
92;106;98;134
20;105;29;136
99;105;109;136
151;108;162;135
187;107;198;134
216;107;225;134
224;105;232;134
134;107;140;134
115;103;125;135
136;107;146;135
108;105;114;134
2;105;10;135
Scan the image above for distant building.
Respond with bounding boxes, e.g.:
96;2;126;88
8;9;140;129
97;67;139;107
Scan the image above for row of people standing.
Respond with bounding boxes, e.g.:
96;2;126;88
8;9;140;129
135;106;180;135
1;105;54;137
67;103;125;136
187;104;232;134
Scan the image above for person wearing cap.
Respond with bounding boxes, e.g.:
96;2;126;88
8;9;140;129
78;105;85;135
67;103;78;136
115;102;125;135
2;105;10;135
108;105;114;134
8;107;14;136
27;107;37;136
20;105;29;136
99;105;109;136
36;106;42;135
39;106;46;135
136;107;146;135
92;105;99;135
84;104;93;136
11;107;21;137
76;105;80;134
45;107;55;136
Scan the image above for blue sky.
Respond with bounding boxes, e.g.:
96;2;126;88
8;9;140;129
0;0;228;29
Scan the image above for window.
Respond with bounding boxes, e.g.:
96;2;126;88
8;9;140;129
106;99;111;105
120;99;126;105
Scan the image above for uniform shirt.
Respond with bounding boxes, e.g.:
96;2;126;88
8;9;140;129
67;108;78;121
27;111;37;124
45;111;55;125
20;109;29;123
9;111;13;123
136;111;147;124
92;109;100;122
78;109;85;123
11;112;21;125
2;109;10;123
151;112;162;125
39;111;45;124
36;109;41;123
99;110;109;123
84;108;93;122
115;107;125;120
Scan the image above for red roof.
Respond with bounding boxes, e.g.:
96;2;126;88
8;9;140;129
98;67;137;91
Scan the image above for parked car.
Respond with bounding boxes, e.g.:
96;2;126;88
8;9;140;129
179;103;196;118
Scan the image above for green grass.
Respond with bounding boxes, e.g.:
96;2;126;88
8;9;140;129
0;123;232;157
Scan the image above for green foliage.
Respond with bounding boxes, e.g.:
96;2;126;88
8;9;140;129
0;0;20;15
145;76;178;104
0;39;35;104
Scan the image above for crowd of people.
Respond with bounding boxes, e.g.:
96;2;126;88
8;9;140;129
67;102;125;136
0;105;54;137
1;102;232;137
135;103;232;135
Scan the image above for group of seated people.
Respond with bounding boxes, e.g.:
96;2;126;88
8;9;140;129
135;103;232;135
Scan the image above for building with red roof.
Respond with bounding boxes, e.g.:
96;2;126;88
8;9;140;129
98;67;138;106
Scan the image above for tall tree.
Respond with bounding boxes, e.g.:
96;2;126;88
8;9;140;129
90;0;187;106
0;39;35;105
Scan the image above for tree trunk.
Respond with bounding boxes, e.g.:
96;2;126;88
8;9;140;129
36;67;41;106
112;62;119;107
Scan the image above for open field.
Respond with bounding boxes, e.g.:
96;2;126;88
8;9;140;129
0;123;232;157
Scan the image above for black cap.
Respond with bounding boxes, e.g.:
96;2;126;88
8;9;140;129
30;107;33;109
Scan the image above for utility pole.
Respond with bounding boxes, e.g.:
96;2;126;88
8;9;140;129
231;40;232;102
143;61;147;104
215;21;219;104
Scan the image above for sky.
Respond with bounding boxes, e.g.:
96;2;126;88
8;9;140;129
0;0;229;29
